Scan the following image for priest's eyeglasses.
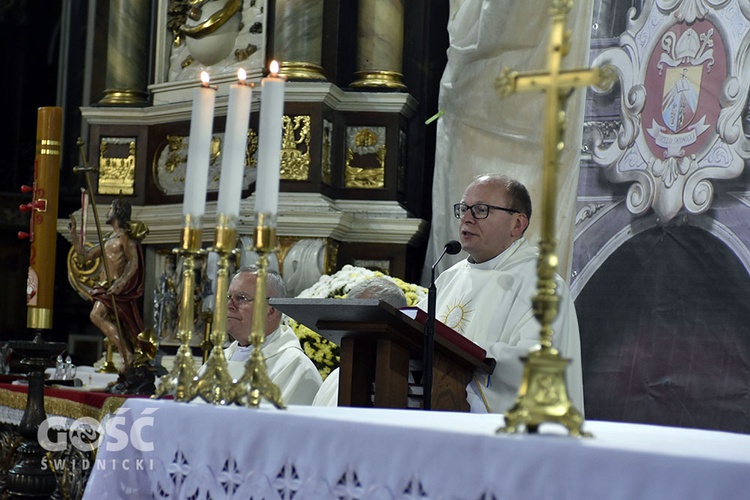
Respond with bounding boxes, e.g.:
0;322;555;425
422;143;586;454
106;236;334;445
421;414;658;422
227;292;254;306
453;202;519;219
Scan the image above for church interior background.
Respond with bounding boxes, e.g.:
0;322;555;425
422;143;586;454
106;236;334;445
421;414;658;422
1;0;750;436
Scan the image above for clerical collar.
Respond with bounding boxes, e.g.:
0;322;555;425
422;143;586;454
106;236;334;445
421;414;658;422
236;327;279;348
467;239;522;270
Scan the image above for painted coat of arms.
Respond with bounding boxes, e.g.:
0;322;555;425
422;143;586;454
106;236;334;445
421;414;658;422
590;0;750;221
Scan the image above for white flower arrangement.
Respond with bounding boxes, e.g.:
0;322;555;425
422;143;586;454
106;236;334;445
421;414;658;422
287;265;427;378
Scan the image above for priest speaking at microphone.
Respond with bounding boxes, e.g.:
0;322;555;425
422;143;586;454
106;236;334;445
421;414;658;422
416;174;583;414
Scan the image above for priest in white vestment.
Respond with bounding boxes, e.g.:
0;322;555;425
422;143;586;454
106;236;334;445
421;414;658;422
417;174;584;414
219;266;322;405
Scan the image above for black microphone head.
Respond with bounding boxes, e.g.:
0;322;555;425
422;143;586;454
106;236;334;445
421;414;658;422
444;240;461;255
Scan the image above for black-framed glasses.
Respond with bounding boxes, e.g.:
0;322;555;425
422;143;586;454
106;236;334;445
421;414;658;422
227;292;254;306
453;202;519;219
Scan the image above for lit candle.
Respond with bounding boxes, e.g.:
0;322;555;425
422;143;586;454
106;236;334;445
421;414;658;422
217;68;253;218
254;60;286;215
183;71;216;219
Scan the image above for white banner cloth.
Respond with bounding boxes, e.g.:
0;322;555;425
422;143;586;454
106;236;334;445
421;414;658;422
424;0;595;283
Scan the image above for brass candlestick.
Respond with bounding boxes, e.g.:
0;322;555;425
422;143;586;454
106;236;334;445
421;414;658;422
192;214;236;405
97;338;119;373
494;0;614;437
153;216;203;402
232;213;285;409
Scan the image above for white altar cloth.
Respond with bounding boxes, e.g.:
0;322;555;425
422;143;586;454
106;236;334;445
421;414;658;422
83;398;750;499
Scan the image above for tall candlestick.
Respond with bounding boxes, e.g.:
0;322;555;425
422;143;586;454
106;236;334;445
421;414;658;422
255;60;286;215
183;71;216;219
217;69;253;218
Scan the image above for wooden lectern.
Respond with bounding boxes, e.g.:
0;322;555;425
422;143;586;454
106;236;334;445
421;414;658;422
271;298;495;411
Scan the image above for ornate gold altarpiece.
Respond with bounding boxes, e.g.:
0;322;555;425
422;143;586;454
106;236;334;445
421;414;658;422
57;0;427;350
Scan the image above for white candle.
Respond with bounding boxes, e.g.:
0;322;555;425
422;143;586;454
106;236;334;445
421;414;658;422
255;60;286;215
183;71;216;218
217;69;253;218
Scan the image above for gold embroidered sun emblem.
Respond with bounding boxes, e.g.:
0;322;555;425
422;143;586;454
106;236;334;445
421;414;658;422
440;299;473;334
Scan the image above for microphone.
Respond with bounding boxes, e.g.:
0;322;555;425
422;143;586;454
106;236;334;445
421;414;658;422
423;240;461;410
443;240;461;257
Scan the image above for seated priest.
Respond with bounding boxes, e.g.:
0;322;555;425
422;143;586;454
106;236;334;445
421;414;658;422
312;276;408;406
219;266;322;405
418;173;584;414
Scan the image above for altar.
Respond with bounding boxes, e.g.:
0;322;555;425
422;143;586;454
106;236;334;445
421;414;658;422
0;368;125;426
83;398;750;499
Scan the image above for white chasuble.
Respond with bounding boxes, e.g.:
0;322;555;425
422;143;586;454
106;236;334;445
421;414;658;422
418;238;584;414
223;323;323;406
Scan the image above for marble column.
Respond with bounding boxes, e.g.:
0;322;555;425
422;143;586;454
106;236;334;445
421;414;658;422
274;0;326;80
351;0;406;90
99;0;150;106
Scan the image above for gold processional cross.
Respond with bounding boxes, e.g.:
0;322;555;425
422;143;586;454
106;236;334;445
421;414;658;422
494;0;614;437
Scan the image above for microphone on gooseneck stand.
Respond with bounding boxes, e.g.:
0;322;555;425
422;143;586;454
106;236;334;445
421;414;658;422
423;240;462;410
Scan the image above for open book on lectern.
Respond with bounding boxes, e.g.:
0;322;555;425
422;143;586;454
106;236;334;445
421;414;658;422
270;298;495;373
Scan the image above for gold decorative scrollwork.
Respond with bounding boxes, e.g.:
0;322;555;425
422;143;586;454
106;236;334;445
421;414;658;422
280;115;311;181
245;128;259;169
355;128;378;149
345;126;386;189
159;134;219;173
167;0;241;45
67;243;102;302
167;1;191;46
98;138;137;195
165;135;186;173
153;132;252;196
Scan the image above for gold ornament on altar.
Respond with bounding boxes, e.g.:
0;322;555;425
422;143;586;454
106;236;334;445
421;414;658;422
494;0;614;437
279;115;311;181
345;126;387;189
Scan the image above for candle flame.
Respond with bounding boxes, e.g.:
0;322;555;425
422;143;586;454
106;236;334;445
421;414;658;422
200;71;210;86
269;60;279;76
237;68;247;82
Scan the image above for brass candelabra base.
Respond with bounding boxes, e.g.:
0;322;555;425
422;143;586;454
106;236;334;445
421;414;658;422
153;343;197;401
192;346;234;405
497;348;590;437
97;341;118;374
233;348;285;409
